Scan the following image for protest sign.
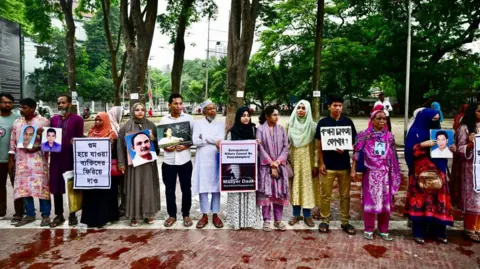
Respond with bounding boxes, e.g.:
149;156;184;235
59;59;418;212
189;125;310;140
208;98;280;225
430;129;454;159
219;140;257;192
157;122;192;148
319;126;353;151
73;138;111;189
473;135;480;193
125;129;157;167
41;127;62;152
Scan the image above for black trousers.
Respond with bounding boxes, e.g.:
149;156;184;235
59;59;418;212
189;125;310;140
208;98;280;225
53;194;76;217
161;161;193;218
0;163;23;217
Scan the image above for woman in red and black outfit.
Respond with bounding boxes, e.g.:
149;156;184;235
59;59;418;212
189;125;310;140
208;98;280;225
404;108;454;244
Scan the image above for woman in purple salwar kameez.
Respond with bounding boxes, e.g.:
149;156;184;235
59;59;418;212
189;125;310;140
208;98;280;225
351;109;401;241
256;106;290;231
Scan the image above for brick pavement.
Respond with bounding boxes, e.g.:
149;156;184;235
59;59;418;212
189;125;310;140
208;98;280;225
0;228;478;269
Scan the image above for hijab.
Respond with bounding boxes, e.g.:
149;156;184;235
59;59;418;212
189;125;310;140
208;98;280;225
368;105;388;131
407;107;425;132
123;103;148;133
108;106;122;135
431;102;444;122
404;108;442;173
230;107;256;140
88;112;117;139
288;100;317;148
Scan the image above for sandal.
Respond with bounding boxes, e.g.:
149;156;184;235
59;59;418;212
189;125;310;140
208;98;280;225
144;217;154;224
130;219;139;227
364;232;374;240
15;216;36;227
304;217;315;227
413;237;425;244
68;215;78;226
318;222;329;233
341;223;356;235
164;217;176;227
274;221;286;231
464;230;480;242
50;215;65;228
437;237;448;244
183;217;193;227
376;231;393;241
288;216;301;226
10;215;22;226
40;217;51;227
263;221;271;232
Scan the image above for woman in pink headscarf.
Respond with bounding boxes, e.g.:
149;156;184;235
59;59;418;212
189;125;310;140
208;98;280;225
368;104;389;131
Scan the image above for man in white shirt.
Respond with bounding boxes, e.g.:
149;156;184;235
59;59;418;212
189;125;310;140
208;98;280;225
431;130;453;158
374;93;393;131
159;93;194;228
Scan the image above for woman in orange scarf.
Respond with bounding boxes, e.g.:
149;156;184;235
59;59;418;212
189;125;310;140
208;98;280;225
81;112;120;227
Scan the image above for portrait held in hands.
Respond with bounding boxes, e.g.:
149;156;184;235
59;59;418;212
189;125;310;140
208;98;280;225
430;129;454;158
41;127;62;152
17;125;37;149
125;129;158;167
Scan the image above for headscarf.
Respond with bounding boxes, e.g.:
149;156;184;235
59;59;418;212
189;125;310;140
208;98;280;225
122;103;147;133
431;102;444;122
407;107;425;132
453;104;468;131
288;100;317;148
368;105;388;131
108;106;122;135
404;108;444;173
88;112;117;139
230;106;256;140
201;100;213;111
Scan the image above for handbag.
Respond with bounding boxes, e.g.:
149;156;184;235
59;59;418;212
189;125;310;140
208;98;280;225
286;160;294;180
111;159;122;177
417;170;443;190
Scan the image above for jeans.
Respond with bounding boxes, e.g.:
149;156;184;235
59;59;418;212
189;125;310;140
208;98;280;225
292;206;311;218
162;161;193;218
23;197;51;217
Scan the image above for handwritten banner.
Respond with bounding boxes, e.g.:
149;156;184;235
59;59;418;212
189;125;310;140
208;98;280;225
473;135;480;193
320;126;353;151
220;140;257;192
73;138;111;189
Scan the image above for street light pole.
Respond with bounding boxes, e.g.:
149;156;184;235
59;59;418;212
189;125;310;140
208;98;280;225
404;0;412;138
205;17;211;99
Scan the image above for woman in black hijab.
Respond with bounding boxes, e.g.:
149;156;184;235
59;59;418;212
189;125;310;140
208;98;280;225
226;107;261;230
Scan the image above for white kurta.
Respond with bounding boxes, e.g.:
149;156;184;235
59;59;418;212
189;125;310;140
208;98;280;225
192;118;225;194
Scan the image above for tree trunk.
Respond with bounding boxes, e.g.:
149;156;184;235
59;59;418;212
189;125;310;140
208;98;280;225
101;0;127;106
226;0;260;129
171;0;195;94
59;0;76;94
311;0;325;122
120;0;158;106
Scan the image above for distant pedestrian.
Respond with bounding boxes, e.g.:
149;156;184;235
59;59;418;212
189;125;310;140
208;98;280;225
148;108;153;117
374;93;393;131
352;109;401;241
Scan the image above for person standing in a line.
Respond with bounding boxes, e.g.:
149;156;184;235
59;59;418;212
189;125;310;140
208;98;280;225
107;106;125;216
9;98;51;227
374;93;393;131
159;93;194;227
49;95;84;227
316;94;357;235
0;93;23;224
117;103;161;227
81;112;120;228
226;106;261;230
351;109;401;240
256;106;290;231
192;100;225;229
287;100;319;227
